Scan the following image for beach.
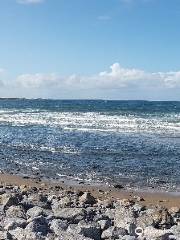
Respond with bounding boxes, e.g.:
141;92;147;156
0;99;179;239
0;99;180;192
1;0;180;238
0;172;180;239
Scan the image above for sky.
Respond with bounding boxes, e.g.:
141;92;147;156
0;0;180;100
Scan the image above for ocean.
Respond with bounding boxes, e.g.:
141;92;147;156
0;99;180;191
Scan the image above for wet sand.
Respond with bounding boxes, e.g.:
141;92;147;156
0;173;180;208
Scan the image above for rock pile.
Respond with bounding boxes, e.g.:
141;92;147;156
0;184;179;239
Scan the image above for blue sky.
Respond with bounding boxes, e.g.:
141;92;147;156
0;0;180;100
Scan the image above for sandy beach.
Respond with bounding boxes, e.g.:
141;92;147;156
0;173;180;209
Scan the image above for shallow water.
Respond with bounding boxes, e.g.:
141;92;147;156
0;99;180;191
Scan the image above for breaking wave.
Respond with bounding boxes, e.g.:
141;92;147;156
0;109;179;136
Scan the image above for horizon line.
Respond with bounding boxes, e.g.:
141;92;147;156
0;97;180;102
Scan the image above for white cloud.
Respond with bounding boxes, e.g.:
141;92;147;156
15;63;180;90
17;0;44;4
16;73;61;88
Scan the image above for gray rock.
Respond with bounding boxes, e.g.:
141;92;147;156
44;211;54;221
101;226;128;239
52;206;86;222
13;185;20;191
67;222;101;239
0;193;20;209
133;203;145;213
98;219;111;230
47;194;57;202
45;233;56;240
170;224;180;233
169;225;180;239
137;207;174;230
136;212;154;228
97;199;113;208
0;205;5;216
169;208;180;224
6;205;26;219
24;193;49;209
157;233;176;240
49;231;92;240
26;215;49;235
151;208;173;229
27;206;44;218
169;207;180;215
4;217;27;230
50;219;68;235
0;189;6;195
85;207;97;222
79;192;96;205
0;230;11;239
143;226;172;239
104;209;115;220
9;227;45;240
53;196;72;207
45;233;62;240
93;212;110;222
8;228;26;240
0;177;180;240
67;223;79;234
114;207;136;231
78;222;101;240
119;236;136;240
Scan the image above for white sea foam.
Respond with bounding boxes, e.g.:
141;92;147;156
32;166;39;171
0;109;179;135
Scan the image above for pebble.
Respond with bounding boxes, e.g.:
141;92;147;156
0;184;179;240
79;192;97;205
114;184;124;189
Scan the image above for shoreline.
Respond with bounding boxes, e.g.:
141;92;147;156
0;173;180;208
0;172;180;239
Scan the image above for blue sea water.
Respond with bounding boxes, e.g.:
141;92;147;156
0;99;180;191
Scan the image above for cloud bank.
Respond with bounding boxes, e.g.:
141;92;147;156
1;63;180;99
13;63;180;90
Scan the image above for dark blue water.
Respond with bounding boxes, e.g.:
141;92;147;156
0;99;180;191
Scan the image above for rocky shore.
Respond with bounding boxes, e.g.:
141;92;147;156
0;175;180;240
